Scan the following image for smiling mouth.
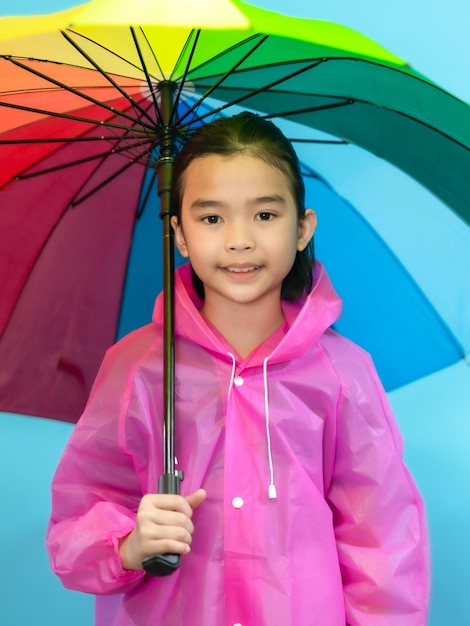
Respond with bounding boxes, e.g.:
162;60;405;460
224;265;260;273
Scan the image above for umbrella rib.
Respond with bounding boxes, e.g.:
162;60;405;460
264;92;470;152
179;58;326;128
299;162;325;180
171;30;201;125
69;146;151;208
16;138;153;180
175;32;266;83
1;96;158;187
0;160;145;344
193;81;351;103
0;136;143;145
138;27;165;80
64;30;162;132
0;91;159;161
61;27;154;129
136;168;158;219
65;28;165;85
190;71;470;151
0;207;76;344
4;54;156;132
130;26;163;125
0;98;150;135
188;54;470;149
60;30;158;130
61;29;158;76
184;54;394;86
176;34;270;127
262;100;353;119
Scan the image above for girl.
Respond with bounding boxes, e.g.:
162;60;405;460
47;112;429;625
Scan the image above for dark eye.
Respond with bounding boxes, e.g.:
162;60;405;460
203;215;221;224
257;211;274;221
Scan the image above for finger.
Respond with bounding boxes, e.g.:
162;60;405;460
137;508;195;534
140;523;193;546
140;493;193;517
185;489;207;511
142;538;192;557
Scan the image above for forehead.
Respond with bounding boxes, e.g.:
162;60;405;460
181;153;294;199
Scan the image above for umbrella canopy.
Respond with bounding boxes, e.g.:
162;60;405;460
0;0;469;424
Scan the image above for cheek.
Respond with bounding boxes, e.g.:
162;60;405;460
271;235;298;273
180;232;212;264
281;224;301;253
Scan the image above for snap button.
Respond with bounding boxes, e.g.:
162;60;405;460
233;376;244;386
232;496;244;509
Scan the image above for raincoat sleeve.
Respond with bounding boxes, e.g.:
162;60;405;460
46;341;153;595
325;349;430;625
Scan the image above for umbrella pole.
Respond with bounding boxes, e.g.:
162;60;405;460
142;81;183;576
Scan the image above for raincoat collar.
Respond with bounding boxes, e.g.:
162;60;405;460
152;262;342;365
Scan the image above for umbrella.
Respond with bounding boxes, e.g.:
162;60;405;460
0;0;469;576
0;0;469;549
1;0;469;418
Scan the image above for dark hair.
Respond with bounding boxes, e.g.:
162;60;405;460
171;112;315;301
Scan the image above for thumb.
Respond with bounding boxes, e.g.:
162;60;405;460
185;488;206;511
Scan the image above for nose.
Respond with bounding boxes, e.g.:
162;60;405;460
225;219;255;252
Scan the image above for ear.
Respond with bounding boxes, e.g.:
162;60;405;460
297;208;317;252
171;216;190;258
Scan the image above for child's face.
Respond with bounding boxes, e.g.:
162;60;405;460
172;153;316;309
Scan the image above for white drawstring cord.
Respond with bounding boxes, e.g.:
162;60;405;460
227;352;237;401
227;352;277;500
263;356;277;499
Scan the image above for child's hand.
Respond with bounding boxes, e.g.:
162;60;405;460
119;489;206;570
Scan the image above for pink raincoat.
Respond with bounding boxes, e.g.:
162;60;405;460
47;263;429;625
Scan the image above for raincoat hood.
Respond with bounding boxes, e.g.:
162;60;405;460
153;262;343;365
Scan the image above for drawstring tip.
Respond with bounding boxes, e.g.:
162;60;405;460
269;484;277;499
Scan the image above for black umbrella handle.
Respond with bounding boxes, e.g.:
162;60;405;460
142;551;181;577
142;472;184;577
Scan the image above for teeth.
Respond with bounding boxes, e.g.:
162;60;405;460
226;266;257;273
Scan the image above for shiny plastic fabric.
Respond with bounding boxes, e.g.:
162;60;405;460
47;263;429;625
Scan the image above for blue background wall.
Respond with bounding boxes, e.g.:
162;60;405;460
1;1;469;624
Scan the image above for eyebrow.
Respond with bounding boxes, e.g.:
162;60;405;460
190;199;225;210
189;194;287;210
253;194;286;205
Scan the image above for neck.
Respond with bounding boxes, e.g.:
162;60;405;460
201;296;285;360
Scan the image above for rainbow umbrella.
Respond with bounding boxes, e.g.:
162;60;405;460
0;0;469;578
0;0;469;525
